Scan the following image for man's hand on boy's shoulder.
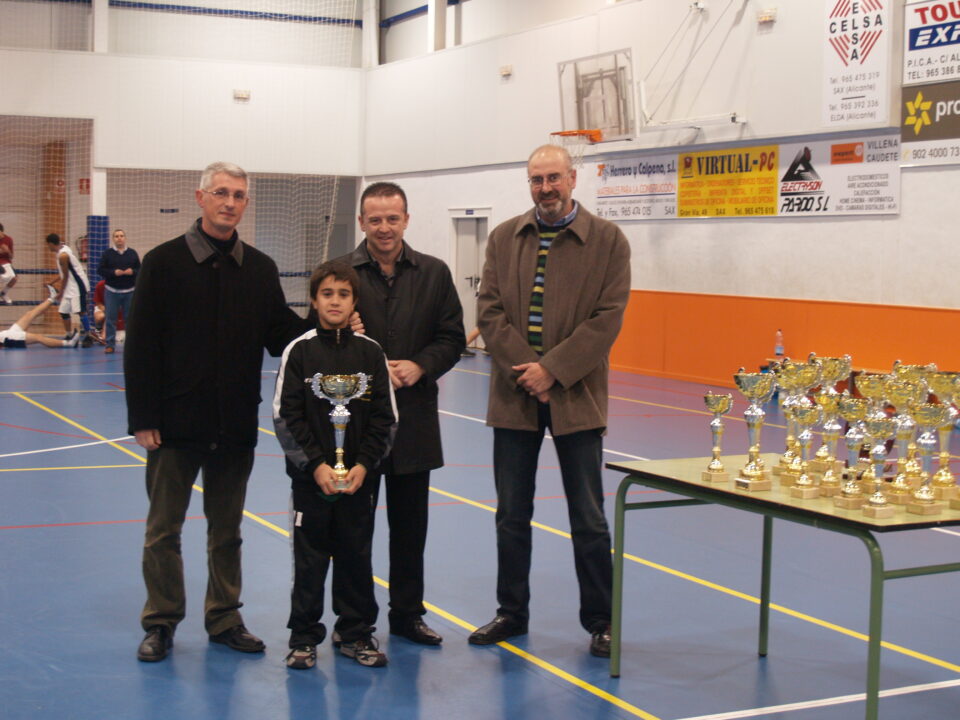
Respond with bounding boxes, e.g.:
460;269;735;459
349;311;364;335
341;464;367;495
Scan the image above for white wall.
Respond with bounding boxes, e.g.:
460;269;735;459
0;48;364;176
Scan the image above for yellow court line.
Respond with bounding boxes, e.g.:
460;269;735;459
428;485;960;676
0;464;144;472
1;389;122;395
16;394;960;715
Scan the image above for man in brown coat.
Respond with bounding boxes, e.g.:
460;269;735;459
469;144;630;657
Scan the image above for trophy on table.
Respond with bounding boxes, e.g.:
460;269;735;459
852;372;891;486
702;391;734;483
307;372;370;490
809;353;852;480
789;404;823;499
927;372;960;499
836;395;868;509
862;415;897;518
772;359;822;485
892;359;938;386
884;377;927;503
733;368;777;492
906;402;950;516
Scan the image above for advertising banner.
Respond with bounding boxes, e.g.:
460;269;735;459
900;79;960;164
593;155;678;220
824;0;890;126
592;136;900;219
778;136;899;215
676;146;779;218
904;0;960;85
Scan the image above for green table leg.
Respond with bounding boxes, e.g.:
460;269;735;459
610;476;632;677
859;530;885;720
759;515;772;657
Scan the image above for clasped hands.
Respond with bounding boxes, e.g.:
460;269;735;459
513;362;554;403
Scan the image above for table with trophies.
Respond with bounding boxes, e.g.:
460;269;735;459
606;355;960;720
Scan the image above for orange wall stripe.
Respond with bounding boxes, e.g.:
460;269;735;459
611;290;960;388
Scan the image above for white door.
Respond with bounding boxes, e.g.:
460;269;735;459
454;217;487;346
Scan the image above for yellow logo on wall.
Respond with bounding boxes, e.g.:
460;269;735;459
904;91;932;136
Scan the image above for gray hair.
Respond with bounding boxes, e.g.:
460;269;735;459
199;161;247;191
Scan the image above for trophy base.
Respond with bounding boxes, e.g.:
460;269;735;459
834;495;865;510
818;484;841;497
885;490;912;505
790;485;819;499
735;476;772;492
779;470;799;487
771;465;782;477
906;500;943;516
932;485;958;501
950;497;960;511
863;503;895;519
808;459;843;475
701;470;729;483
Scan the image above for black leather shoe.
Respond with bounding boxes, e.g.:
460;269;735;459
209;624;265;653
137;626;173;662
468;615;527;645
391;618;443;646
589;624;611;658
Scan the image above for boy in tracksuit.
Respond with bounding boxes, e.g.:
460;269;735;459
273;261;397;669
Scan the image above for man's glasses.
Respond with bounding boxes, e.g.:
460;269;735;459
527;172;566;188
202;189;249;202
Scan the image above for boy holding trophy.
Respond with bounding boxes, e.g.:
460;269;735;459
273;261;397;669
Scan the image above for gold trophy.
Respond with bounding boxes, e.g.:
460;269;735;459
836;395;868;509
772;359;822;485
906;402;950;516
852;372;891;486
789;404;823;499
307;372;370;490
809;353;852;478
734;368;777;492
814;392;844;495
862;416;897;518
884;377;927;503
892;359;938;385
927;372;959;499
702;392;734;483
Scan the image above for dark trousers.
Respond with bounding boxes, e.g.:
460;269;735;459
493;403;613;632
287;483;379;646
141;445;254;635
369;470;430;626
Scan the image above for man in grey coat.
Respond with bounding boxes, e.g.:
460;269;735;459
470;145;631;657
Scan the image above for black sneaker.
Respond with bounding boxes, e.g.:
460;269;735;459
80;333;94;348
338;635;387;667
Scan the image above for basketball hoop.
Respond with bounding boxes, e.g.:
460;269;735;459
549;129;602;168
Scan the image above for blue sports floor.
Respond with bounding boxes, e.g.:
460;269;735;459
1;347;959;720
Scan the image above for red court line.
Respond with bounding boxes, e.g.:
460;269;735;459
0;422;97;440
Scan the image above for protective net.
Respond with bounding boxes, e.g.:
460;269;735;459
0;0;361;325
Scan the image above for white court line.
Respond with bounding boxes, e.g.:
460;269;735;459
0;436;133;459
675;678;960;720
933;527;960;538
439;410;650;460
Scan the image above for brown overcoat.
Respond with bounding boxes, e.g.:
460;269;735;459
478;204;631;436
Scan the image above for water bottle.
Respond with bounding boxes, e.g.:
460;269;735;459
774;329;784;357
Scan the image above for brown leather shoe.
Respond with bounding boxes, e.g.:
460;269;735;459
468;615;527;645
209;624;265;653
589;624;611;658
137;626;173;662
390;618;443;646
104;347;115;354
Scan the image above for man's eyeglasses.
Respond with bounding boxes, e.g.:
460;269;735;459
527;173;566;188
202;189;249;202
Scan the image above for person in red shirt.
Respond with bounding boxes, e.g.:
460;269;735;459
0;223;16;304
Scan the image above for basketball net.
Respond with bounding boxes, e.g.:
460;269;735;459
549;129;602;168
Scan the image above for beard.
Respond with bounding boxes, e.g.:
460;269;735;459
536;193;564;219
